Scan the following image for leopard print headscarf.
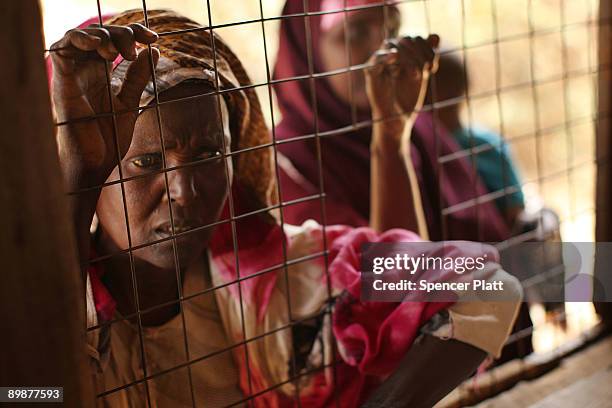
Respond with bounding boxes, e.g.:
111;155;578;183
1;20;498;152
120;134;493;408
106;9;276;213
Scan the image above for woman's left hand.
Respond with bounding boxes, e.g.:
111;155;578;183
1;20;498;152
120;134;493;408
365;34;440;124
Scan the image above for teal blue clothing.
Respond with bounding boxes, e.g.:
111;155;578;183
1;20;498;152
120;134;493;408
452;127;525;213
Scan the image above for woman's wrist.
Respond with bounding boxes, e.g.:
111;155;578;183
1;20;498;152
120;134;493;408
370;115;406;154
371;102;403;122
58;148;112;192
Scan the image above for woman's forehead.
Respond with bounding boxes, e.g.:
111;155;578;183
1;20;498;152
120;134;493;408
134;83;230;147
324;7;401;38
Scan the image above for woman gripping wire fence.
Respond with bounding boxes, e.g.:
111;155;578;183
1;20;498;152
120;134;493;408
48;8;522;407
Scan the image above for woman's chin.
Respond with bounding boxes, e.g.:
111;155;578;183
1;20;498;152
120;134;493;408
143;233;208;270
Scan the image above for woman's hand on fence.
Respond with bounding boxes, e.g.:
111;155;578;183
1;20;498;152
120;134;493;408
367;35;437;238
365;34;439;126
51;24;159;184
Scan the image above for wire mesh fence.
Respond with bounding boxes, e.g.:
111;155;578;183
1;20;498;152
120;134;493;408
41;0;609;406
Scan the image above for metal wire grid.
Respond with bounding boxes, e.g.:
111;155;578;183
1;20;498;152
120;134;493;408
46;0;607;406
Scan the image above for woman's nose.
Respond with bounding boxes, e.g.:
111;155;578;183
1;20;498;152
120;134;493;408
166;168;198;206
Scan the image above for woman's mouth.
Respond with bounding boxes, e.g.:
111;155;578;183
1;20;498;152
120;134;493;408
154;221;199;238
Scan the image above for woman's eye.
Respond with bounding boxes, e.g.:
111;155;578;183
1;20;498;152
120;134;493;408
200;150;223;160
132;154;162;169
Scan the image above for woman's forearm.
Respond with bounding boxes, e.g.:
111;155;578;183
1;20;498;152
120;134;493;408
57;131;108;283
370;117;429;239
361;335;486;408
68;188;101;282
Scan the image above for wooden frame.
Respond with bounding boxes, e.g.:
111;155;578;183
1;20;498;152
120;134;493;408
0;1;93;405
595;0;612;321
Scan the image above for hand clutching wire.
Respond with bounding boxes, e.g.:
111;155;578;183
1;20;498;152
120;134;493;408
51;23;159;184
365;34;440;133
366;35;439;238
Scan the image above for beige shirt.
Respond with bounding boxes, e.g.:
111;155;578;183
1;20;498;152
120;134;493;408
88;254;244;408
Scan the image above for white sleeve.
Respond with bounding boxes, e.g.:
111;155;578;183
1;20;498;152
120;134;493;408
425;265;524;358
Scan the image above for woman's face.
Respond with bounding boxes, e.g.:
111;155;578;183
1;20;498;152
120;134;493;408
96;82;232;269
319;7;400;109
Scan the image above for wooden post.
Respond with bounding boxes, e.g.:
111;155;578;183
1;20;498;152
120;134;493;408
0;1;94;405
595;0;612;322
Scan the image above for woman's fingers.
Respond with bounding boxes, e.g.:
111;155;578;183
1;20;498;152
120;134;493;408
368;47;398;75
85;24;158;61
414;36;436;63
368;34;440;81
50;30;100;74
65;29;102;51
427;34;441;50
102;24;159;61
50;29;100;57
52;24;159;64
417;35;440;74
384;34;439;81
105;25;138;60
128;23;159;44
427;35;441;73
82;26;118;61
396;37;429;71
366;34;441;117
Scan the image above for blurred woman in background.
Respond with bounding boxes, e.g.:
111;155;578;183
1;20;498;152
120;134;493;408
273;0;533;361
273;0;510;242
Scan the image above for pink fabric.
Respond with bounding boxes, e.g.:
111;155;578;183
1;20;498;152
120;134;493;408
273;0;511;242
327;227;448;375
88;253;117;323
209;220;453;407
207;188;285;323
279;157;369;228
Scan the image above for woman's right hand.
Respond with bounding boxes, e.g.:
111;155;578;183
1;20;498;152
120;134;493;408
366;35;437;238
51;23;159;185
365;35;439;129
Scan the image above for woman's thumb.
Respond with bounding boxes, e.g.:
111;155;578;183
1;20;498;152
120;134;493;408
426;35;440;74
117;47;160;107
427;34;440;49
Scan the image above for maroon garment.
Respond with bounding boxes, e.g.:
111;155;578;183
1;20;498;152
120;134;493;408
273;0;510;242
